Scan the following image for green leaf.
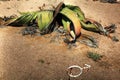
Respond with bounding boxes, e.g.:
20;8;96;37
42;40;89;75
80;21;100;32
60;7;81;39
65;5;85;21
80;20;107;34
37;11;53;31
65;5;106;34
62;17;71;30
8;12;38;26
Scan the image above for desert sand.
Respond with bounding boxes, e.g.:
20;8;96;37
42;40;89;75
0;0;120;80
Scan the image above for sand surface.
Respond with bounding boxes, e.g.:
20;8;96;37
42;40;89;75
0;0;120;80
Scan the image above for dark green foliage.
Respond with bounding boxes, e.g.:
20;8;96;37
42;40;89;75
87;51;103;61
38;59;45;64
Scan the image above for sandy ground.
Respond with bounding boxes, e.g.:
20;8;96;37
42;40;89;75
0;0;120;80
